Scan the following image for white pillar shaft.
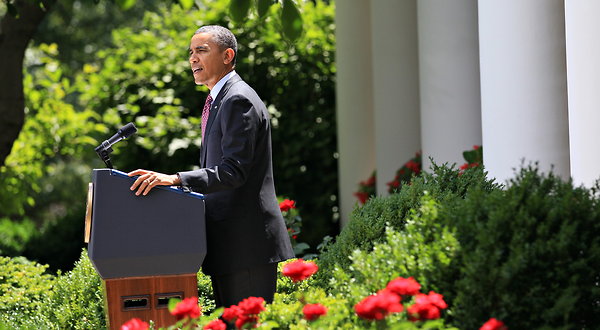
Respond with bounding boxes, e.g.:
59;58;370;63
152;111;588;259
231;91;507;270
336;0;375;226
418;0;482;171
478;0;570;182
565;2;600;187
371;0;420;195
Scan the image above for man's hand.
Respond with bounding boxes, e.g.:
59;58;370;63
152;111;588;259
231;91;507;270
128;169;181;196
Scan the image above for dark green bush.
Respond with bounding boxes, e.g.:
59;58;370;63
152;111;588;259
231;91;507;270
316;163;498;285
445;167;600;329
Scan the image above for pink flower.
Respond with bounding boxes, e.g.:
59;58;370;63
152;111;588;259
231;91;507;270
354;290;404;320
480;318;508;330
303;303;328;321
386;276;421;296
237;296;265;315
282;259;318;282
203;319;227;330
121;318;149;330
170;297;201;320
279;199;296;212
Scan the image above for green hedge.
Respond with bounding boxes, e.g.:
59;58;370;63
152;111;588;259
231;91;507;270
315;163;498;285
445;167;600;328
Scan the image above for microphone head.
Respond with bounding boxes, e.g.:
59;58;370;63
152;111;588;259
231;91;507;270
118;122;138;139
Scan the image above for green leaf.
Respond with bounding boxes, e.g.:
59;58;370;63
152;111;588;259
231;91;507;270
179;0;194;10
257;0;271;18
281;0;303;42
168;297;181;312
229;0;252;23
116;0;136;11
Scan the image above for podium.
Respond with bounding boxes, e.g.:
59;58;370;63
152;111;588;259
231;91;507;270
85;169;206;329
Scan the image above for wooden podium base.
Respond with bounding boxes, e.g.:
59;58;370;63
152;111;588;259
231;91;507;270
103;273;198;330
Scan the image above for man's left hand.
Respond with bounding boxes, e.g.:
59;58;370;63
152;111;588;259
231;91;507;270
128;169;180;196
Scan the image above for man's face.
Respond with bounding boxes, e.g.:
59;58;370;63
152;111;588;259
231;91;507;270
188;32;231;89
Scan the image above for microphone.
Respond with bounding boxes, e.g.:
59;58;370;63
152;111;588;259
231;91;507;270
95;122;137;169
104;122;138;148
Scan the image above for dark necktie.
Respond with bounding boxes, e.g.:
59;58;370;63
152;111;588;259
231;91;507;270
201;94;213;141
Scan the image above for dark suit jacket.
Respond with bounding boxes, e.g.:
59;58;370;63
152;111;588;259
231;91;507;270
178;73;294;276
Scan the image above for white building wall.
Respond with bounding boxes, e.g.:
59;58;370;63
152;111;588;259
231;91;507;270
418;0;482;171
565;2;600;187
371;0;421;195
335;0;376;225
478;0;570;183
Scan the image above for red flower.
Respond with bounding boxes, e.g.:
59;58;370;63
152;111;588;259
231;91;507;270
282;259;319;282
354;290;404;321
222;305;243;322
386;276;421;296
170;297;201;320
121;318;149;330
407;292;447;321
203;319;227;330
354;192;369;204
387;179;400;189
237;296;265;315
480;318;507;330
279;199;296;212
303;303;328;321
405;160;421;174
473;145;480;150
235;314;259;329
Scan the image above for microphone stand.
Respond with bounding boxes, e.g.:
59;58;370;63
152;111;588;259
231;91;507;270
95;142;114;169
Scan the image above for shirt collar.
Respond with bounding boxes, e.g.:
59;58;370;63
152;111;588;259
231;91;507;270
210;70;236;100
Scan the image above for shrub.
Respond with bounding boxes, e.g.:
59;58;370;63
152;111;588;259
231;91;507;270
0;218;36;257
0;256;55;329
41;249;105;329
326;195;459;306
446;166;600;328
316;163;498;285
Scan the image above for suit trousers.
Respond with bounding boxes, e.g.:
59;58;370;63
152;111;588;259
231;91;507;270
210;262;278;308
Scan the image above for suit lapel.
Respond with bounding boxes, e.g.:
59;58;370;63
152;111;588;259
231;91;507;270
200;74;242;167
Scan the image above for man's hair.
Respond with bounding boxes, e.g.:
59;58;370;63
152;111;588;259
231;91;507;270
195;25;237;66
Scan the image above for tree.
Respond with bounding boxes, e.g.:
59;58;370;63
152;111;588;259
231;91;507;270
0;0;55;167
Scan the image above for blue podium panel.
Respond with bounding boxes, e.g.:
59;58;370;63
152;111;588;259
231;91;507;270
88;169;206;279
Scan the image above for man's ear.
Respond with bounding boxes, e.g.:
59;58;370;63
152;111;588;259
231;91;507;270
223;48;235;65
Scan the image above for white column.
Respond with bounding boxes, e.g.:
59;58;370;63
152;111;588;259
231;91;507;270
336;0;375;226
371;0;420;195
418;0;482;171
565;2;600;187
478;0;570;182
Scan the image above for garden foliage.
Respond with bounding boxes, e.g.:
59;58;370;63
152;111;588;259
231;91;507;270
445;166;600;328
316;163;498;283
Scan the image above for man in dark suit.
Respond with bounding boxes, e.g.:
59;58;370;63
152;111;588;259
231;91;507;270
128;25;294;308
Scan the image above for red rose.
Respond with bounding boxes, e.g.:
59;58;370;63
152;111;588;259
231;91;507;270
405;160;421;174
423;291;447;309
386;276;421;296
235;314;259;329
222;305;243;322
282;259;319;282
459;163;469;171
203;319;227;330
237;296;265;315
303;303;328;321
473;145;480;150
279;199;296;212
170;297;201;320
354;191;369;204
354;290;403;321
407;292;447;321
121;318;149;330
480;318;507;330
